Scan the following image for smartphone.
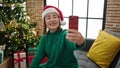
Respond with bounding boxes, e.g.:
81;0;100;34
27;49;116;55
69;16;78;31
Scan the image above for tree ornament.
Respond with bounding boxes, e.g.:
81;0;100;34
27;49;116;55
15;3;24;8
6;3;14;7
0;0;2;3
10;19;18;28
24;15;30;22
0;21;6;32
6;19;18;29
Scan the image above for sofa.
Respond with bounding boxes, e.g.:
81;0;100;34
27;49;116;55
74;29;120;68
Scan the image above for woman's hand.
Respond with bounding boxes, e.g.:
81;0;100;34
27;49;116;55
66;29;84;46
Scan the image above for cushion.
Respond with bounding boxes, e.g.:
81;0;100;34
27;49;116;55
87;30;120;68
104;29;120;38
115;58;120;68
74;50;99;68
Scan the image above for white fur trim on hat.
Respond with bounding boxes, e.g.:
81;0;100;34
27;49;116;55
60;21;66;25
42;8;59;20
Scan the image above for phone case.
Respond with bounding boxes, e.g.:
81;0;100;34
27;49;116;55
69;16;78;30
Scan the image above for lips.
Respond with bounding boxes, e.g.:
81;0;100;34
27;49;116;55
49;22;57;26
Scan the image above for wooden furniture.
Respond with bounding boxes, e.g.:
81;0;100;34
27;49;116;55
0;57;12;68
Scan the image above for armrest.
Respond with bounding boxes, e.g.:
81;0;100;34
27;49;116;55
81;38;95;51
110;50;120;68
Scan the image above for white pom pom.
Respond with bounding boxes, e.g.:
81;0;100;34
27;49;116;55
60;21;66;26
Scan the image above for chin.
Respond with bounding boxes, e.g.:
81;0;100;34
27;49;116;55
49;26;58;29
50;28;57;30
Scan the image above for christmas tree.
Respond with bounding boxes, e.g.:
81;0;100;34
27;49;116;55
0;0;39;56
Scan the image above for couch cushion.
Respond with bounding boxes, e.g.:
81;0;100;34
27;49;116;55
74;50;100;68
104;29;120;38
87;30;120;68
115;58;120;68
105;29;120;67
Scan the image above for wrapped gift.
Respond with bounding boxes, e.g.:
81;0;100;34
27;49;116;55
28;47;37;55
28;55;48;68
28;55;34;68
0;45;5;64
14;52;26;68
0;50;3;64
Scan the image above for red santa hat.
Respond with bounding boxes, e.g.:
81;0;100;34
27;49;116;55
42;5;66;25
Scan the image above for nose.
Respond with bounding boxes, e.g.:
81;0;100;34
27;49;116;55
49;17;55;22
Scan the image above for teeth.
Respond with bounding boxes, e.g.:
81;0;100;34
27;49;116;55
50;23;56;25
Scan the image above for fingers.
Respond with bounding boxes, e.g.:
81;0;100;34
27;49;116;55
68;29;78;33
67;29;81;37
66;29;80;42
67;29;78;39
67;32;78;38
66;29;84;46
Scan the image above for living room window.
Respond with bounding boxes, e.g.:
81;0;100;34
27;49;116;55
44;0;107;39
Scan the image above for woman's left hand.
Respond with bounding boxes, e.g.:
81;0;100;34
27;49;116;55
66;29;84;46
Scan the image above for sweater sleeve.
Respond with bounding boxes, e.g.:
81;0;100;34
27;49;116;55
65;38;86;51
30;36;46;68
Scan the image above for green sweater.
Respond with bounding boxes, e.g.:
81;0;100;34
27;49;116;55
30;29;83;68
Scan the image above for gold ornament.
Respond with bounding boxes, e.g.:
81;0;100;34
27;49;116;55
24;15;30;22
15;3;24;7
6;3;14;7
6;19;18;28
8;47;11;50
0;20;6;32
18;23;29;29
0;0;2;4
31;28;37;36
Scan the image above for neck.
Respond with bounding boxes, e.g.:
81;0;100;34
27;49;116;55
50;29;57;33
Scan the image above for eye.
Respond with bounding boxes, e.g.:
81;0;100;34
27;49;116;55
53;15;58;19
45;16;50;20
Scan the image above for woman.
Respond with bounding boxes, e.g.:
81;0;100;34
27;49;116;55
30;5;85;68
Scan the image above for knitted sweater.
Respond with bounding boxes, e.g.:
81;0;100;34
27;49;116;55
30;29;83;68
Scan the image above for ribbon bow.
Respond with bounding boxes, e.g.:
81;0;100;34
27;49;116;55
14;52;26;68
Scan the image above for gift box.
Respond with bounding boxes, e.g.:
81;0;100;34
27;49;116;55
28;55;48;68
0;50;3;64
28;55;34;68
0;45;5;64
14;52;26;68
28;47;37;55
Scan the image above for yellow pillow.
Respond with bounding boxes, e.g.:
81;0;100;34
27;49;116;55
87;30;120;68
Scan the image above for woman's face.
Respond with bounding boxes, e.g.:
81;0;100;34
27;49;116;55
45;12;60;32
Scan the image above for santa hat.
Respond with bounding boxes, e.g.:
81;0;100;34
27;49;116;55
42;5;66;25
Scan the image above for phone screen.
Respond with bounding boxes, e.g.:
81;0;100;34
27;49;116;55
69;16;78;31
